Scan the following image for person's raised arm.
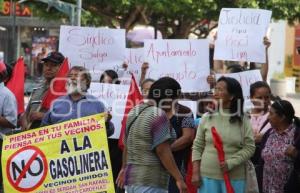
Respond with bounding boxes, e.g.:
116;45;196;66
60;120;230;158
140;62;149;86
261;36;271;82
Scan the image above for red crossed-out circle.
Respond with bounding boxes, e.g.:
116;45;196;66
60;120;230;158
6;146;48;192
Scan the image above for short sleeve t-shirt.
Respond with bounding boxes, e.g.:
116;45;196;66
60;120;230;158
124;103;171;189
0;83;17;134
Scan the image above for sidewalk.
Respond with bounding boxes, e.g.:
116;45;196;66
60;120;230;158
285;93;300;117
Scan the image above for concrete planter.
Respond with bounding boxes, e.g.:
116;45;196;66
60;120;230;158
270;79;287;97
285;77;296;94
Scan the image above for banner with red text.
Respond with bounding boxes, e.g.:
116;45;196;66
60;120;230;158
144;39;210;92
59;25;126;80
2;114;115;193
214;8;272;63
88;83;130;139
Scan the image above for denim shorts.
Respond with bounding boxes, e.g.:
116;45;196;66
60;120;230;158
125;185;168;193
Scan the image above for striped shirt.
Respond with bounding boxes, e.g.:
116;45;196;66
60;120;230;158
124;103;171;189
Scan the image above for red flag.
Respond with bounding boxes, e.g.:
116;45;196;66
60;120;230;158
118;73;143;150
41;58;69;109
186;153;197;193
6;57;25;114
211;127;235;193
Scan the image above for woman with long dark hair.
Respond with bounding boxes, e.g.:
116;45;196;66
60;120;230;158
192;76;255;193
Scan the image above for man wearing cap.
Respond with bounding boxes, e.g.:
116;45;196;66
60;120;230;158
0;62;17;134
21;51;65;130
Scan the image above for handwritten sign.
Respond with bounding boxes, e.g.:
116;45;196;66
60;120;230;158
214;8;272;63
144;40;210;92
178;100;198;119
59;25;126;80
216;69;262;99
118;48;144;85
88;83;130;139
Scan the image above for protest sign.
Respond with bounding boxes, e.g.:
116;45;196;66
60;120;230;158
178;100;198;119
216;69;262;99
2;114;115;193
144;39;210;92
59;25;126;80
214;8;272;63
88;83;130;139
119;48;144;85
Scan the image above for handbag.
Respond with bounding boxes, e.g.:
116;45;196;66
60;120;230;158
241;117;259;193
244;160;259;193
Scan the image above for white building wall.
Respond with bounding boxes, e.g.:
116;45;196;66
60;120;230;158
267;20;287;83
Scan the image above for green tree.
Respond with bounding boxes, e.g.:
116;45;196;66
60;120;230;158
22;0;300;38
0;0;4;11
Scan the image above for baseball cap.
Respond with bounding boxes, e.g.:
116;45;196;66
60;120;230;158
41;51;65;65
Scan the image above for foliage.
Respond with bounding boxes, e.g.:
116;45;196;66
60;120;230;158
21;0;300;38
0;0;3;11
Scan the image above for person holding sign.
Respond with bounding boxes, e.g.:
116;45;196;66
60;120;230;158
99;69;124;193
21;52;65;130
41;66;114;136
249;81;272;166
139;62;156;98
192;77;255;193
117;77;187;193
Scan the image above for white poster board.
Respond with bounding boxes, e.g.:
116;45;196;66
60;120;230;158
214;8;272;63
119;48;144;85
0;52;4;61
179;100;198;119
88;83;130;139
216;69;263;100
144;39;210;93
59;25;126;80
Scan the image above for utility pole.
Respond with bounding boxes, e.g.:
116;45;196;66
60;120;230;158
76;0;81;26
11;0;17;61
